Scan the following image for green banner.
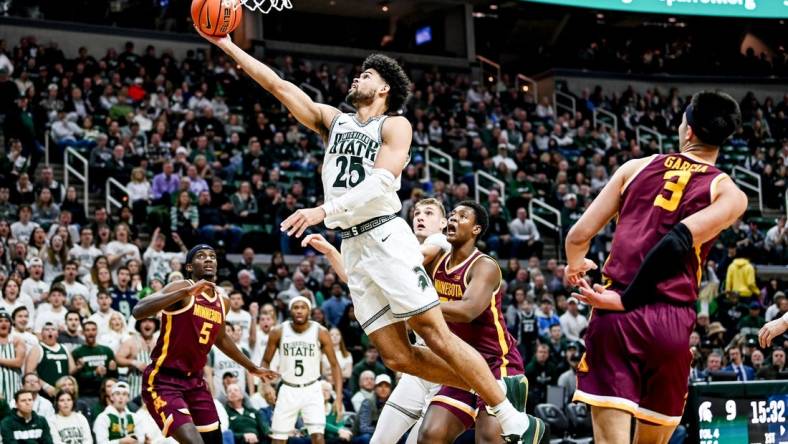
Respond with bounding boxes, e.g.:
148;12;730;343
519;0;788;18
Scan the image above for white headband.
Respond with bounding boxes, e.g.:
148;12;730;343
288;296;313;311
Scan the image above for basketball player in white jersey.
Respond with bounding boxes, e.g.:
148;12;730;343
262;296;343;444
199;30;534;442
303;198;449;444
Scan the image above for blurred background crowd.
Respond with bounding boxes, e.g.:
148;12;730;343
0;24;785;444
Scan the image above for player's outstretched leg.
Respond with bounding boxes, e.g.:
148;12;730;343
407;308;537;441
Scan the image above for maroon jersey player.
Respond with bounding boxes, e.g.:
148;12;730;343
564;91;747;444
419;201;543;444
132;244;277;444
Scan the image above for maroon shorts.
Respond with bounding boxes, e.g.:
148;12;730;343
574;302;695;426
430;361;524;429
141;367;220;437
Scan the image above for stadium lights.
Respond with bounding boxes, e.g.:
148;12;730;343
490;4;498;9
382;5;389;11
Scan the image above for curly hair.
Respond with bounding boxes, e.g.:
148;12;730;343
361;54;411;114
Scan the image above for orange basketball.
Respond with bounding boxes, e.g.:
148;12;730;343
192;0;243;37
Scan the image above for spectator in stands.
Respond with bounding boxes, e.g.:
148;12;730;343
231;181;258;224
322;283;350;329
47;390;93;444
225;382;267;442
105;223;140;273
525;343;557;411
349;347;387;395
351;370;375;413
536;296;560;337
14;373;55;418
558;297;587;343
354;374;392;443
93;382;140;443
322;327;354;384
509;207;542;259
1;390;54;444
170;190;199;247
757;347;786;380
57;310;85;353
724;347;756;381
766;292;787;322
725;252;760;300
765;216;787;264
10;205;38;245
150;161;180;205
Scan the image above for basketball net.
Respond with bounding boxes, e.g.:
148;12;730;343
237;0;292;14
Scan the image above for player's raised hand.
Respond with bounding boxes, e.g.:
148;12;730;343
281;207;327;238
251;366;279;383
565;259;598;286
193;24;232;50
572;279;624;311
301;233;337;255
758;315;788;348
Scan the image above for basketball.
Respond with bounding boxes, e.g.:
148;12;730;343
191;0;242;37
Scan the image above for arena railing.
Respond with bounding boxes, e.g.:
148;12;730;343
63;147;89;217
636;125;664;154
44;130;50;166
529;198;563;262
425;146;454;185
474;170;506;205
476;55;501;93
732;165;764;214
106;177;130;214
516;74;538;100
553;91;576;118
593;108;618;134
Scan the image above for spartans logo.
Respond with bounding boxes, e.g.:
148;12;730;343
413;266;431;291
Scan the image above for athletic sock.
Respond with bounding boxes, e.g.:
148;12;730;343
491;400;528;436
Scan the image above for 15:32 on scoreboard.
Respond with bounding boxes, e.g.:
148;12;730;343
691;382;788;444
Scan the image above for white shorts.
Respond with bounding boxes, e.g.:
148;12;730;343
342;217;440;334
385;373;440;421
270;382;325;439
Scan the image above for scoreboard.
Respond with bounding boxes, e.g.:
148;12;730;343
690;382;788;444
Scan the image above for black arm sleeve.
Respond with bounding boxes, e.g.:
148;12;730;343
620;223;694;311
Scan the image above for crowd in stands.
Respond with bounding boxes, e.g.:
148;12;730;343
0;32;786;443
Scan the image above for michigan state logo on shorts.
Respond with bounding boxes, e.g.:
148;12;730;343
413;266;430;291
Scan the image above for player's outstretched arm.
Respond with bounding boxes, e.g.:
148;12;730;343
302;234;348;283
318;326;344;416
440;257;499;323
281;117;412;237
195;29;338;138
216;310;278;382
260;326;282;370
131;279;202;320
565;157;648;283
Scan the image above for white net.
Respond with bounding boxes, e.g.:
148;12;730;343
237;0;293;14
